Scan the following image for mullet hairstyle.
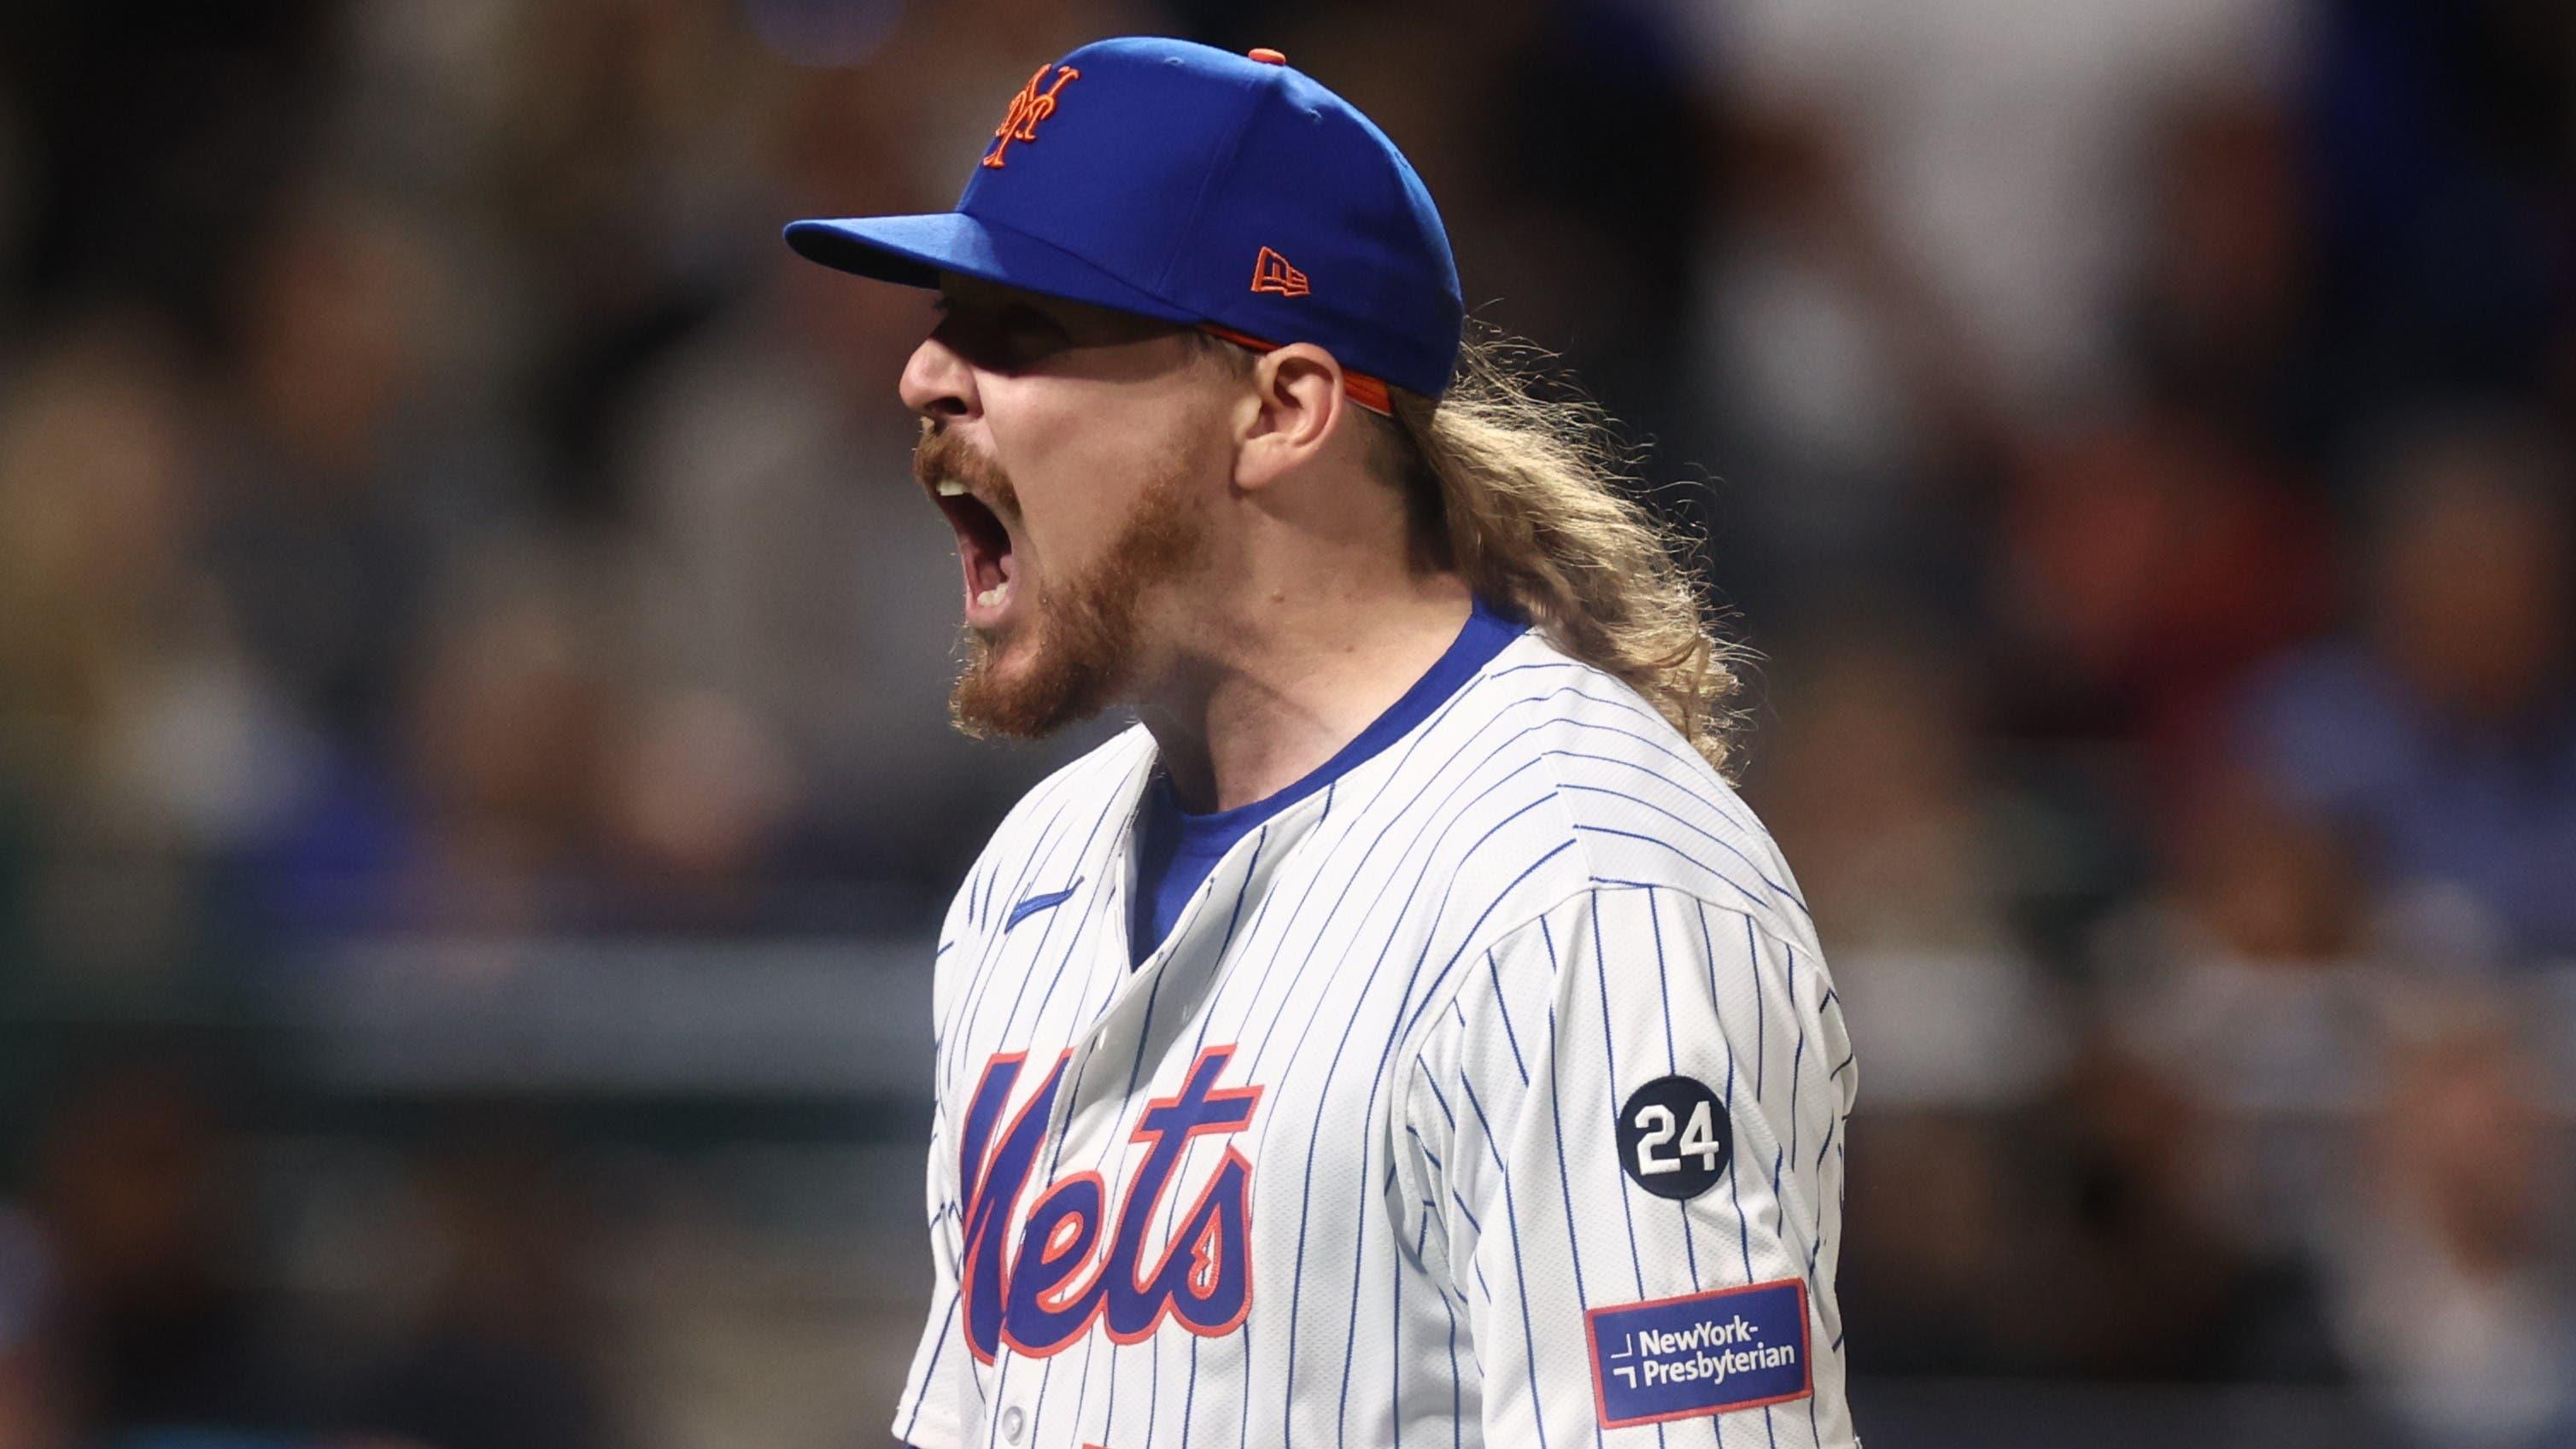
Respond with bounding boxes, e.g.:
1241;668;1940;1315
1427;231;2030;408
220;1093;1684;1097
1378;330;1750;779
1192;325;1753;778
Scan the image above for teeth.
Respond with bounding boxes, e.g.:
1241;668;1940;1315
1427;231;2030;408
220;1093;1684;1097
974;585;1010;610
935;480;969;497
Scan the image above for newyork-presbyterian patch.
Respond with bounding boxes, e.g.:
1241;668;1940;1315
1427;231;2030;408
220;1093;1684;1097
1585;1278;1812;1428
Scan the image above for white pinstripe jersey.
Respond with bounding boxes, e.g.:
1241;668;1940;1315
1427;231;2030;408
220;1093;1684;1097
895;626;1859;1449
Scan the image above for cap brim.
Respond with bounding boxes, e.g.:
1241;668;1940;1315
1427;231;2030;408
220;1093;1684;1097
782;212;1198;324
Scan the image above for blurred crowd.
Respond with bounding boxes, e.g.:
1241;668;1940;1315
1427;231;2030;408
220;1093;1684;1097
0;0;2571;1446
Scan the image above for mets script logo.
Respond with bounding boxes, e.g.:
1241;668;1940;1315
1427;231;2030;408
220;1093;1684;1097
981;62;1080;169
959;1045;1260;1361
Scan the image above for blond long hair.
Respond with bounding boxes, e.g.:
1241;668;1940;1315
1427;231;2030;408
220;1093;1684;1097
1381;330;1751;779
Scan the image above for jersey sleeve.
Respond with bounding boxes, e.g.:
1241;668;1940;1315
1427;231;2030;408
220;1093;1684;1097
889;876;986;1449
1396;885;1857;1447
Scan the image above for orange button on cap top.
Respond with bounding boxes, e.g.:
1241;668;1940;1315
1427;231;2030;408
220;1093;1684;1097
1246;47;1287;65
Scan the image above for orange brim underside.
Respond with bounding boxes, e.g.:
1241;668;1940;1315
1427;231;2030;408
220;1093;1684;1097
1199;324;1395;416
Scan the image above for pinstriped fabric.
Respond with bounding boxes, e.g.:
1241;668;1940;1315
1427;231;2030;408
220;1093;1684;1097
891;633;1857;1449
1402;890;1854;1449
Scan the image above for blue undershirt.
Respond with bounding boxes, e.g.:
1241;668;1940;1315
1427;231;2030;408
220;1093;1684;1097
1127;597;1526;967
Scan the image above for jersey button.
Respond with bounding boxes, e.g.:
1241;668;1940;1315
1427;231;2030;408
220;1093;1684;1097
1000;1406;1026;1444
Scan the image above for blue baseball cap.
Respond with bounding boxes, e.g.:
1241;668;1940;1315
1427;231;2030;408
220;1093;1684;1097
782;37;1464;404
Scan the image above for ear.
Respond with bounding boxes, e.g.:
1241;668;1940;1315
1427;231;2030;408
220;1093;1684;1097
1232;343;1348;492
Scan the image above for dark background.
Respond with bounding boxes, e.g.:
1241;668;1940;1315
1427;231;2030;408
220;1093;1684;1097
0;0;2571;1446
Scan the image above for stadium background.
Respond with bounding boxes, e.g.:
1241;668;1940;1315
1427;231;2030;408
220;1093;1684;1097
1;0;2571;1445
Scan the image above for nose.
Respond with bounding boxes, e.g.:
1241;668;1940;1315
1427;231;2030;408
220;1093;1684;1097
899;333;978;424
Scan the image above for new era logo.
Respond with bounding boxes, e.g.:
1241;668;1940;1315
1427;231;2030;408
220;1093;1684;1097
1250;246;1309;297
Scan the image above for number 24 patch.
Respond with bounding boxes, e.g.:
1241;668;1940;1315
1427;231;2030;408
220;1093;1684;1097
1616;1075;1730;1199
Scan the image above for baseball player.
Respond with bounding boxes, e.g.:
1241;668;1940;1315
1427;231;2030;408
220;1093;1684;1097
784;35;1857;1449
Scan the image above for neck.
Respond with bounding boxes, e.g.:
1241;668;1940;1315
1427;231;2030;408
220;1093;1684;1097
1133;573;1476;813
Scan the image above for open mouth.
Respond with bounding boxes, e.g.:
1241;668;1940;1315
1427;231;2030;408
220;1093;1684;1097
931;480;1019;626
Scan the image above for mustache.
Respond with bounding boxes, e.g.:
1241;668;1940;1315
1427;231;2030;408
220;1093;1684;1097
913;424;1021;520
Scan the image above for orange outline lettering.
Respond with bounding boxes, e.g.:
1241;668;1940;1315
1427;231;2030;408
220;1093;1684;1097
983;63;1080;169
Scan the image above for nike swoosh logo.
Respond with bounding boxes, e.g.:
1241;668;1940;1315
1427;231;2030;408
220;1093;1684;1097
1004;879;1084;931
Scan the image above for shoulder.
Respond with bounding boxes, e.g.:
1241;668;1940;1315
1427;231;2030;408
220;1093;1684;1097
1388;630;1818;959
930;724;1151;1042
982;722;1155;849
969;726;1154;859
940;724;1151;944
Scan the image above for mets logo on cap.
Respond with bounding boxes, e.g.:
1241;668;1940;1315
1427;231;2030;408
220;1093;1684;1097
982;61;1080;168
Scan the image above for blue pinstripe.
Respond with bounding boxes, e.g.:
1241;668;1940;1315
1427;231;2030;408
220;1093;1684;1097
1572;822;1796;924
1484;953;1531;1088
1545;772;1813;906
1434;1206;1461;1449
1172;827;1274;1449
1643;890;1707;1292
1532;943;1606;1449
1446;1187;1484;1238
1586;893;1666;1449
1786;946;1805;1160
899;1284;967;1445
1643;891;1720;1447
1408;1126;1449;1178
1748;919;1766;1091
1707;904;1776;1449
1392;1178;1405;1449
1494;681;1767;838
1549;773;1807;914
1414;1060;1456;1128
1460;1066;1554;1449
